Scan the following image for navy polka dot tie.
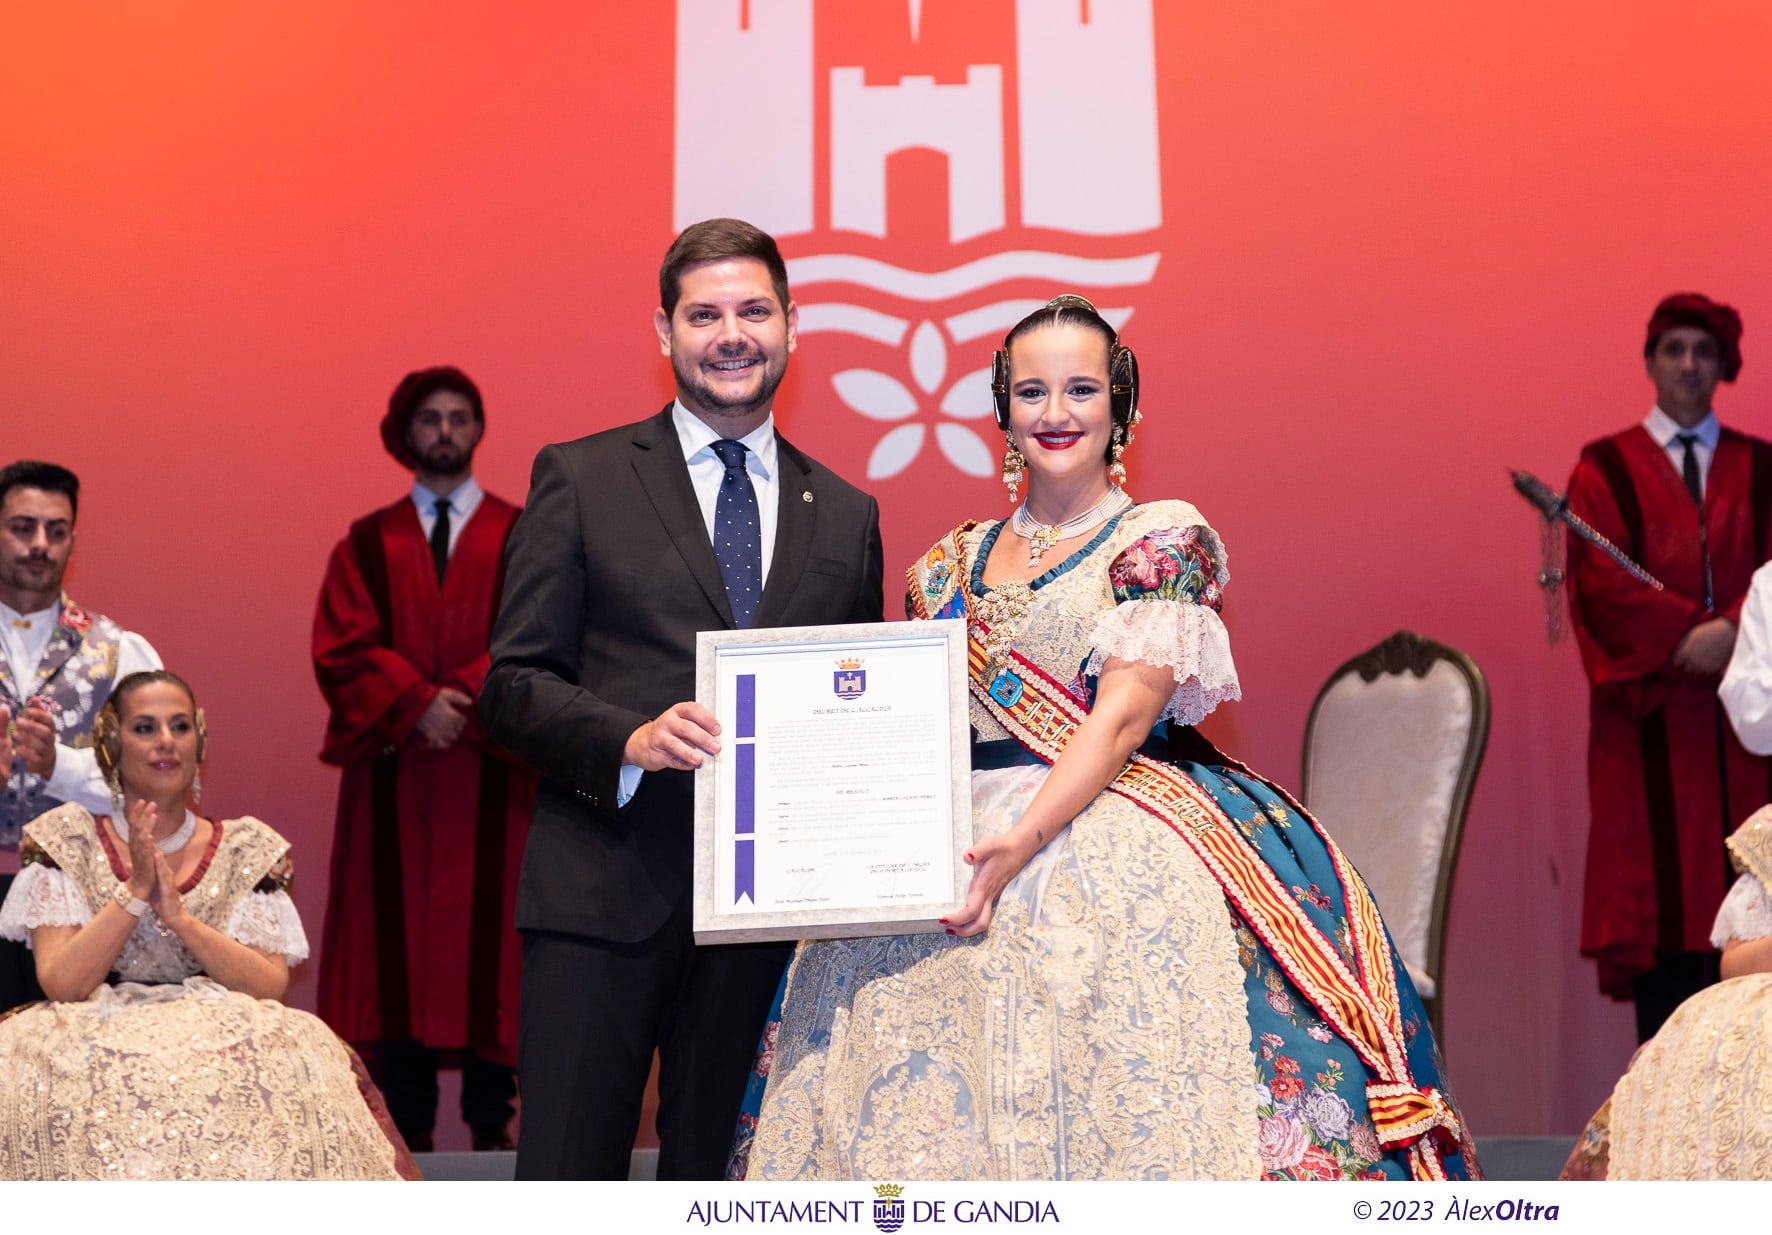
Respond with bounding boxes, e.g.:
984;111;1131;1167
711;439;762;628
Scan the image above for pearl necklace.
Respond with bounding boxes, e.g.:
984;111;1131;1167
113;808;199;854
1010;486;1132;565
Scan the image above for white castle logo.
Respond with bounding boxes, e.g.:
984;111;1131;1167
674;0;1162;480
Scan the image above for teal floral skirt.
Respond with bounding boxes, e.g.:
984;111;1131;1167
730;748;1480;1181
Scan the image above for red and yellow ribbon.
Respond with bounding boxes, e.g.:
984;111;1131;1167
963;625;1458;1180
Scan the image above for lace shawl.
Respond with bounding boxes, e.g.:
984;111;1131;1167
0;863;309;963
0;807;306;980
1083;600;1241;727
1712;874;1772;949
1717;808;1772;947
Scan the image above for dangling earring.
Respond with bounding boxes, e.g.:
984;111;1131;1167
1108;426;1127;485
191;708;207;805
1108;411;1140;486
104;765;124;819
1002;434;1026;502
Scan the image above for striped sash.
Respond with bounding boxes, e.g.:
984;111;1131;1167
966;626;1460;1180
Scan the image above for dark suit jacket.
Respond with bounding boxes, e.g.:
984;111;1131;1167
481;407;885;943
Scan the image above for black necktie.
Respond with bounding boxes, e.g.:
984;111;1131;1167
710;439;762;628
1675;433;1702;505
430;498;451;584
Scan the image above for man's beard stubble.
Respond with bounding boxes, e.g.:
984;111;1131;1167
1;554;66;599
672;344;787;423
416;440;475;476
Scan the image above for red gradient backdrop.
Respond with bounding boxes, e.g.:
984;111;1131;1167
6;2;1772;1145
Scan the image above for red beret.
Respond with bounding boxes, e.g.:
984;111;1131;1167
1646;292;1743;382
379;366;485;469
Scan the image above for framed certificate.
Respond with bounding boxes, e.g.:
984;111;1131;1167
692;619;972;944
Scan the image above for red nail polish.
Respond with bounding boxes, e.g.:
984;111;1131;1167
945;929;955;935
938;918;948;924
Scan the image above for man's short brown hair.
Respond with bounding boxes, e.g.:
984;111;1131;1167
658;218;792;317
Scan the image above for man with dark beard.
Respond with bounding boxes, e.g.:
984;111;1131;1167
481;219;884;1179
312;366;535;1153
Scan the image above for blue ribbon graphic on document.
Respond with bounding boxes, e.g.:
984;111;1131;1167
733;673;756;904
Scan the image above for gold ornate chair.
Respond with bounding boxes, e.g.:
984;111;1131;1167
1300;630;1490;1041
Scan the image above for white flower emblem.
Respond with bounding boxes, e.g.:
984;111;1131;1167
790;261;1145;483
829;320;996;480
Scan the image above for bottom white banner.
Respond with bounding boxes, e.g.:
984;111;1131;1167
0;1179;1758;1232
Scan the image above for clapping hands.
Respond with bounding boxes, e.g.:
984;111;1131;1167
0;700;57;778
117;798;185;925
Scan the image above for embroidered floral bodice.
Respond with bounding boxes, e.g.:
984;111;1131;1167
0;807;400;1180
917;499;1242;737
0;807;308;983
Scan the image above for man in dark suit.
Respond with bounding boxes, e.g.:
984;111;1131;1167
481;218;885;1180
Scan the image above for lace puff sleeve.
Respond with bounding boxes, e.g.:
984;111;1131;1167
223;852;309;964
0;849;92;945
1082;522;1242;728
1711;873;1772;949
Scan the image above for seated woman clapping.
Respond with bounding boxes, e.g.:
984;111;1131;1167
0;670;414;1180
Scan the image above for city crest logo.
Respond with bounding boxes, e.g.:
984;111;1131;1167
872;1183;906;1234
834;655;867;700
673;0;1163;483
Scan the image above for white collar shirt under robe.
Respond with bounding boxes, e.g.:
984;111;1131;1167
1644;406;1720;499
411;475;485;560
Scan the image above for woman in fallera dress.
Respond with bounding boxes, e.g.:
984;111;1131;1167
738;296;1479;1181
1563;803;1772;1180
0;670;413;1179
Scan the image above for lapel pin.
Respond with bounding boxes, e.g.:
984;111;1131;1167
802;491;814;503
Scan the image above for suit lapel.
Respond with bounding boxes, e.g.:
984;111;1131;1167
632;407;736;626
756;435;816;628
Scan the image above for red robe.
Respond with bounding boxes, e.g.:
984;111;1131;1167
1568;425;1772;998
312;494;534;1055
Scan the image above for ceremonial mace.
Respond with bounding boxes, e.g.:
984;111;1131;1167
1509;469;1666;642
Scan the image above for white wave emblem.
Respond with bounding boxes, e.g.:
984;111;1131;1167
788;251;1160;301
672;0;1166;482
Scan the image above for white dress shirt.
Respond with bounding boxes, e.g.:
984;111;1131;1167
1643;406;1719;499
1722;560;1772;755
1721;565;1772;941
619;403;783;804
412;475;484;559
0;597;162;871
671;401;780;582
